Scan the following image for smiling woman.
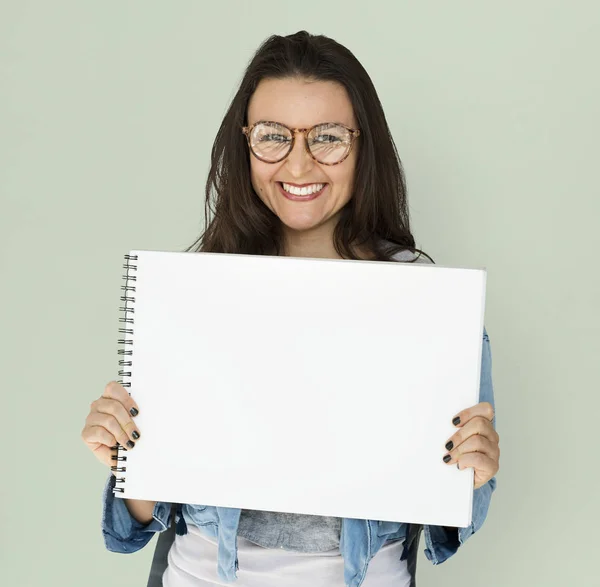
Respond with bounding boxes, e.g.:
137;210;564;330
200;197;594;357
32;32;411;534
87;29;498;587
184;31;433;265
245;78;361;251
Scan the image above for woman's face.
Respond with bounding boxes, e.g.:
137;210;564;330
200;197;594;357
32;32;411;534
246;77;359;237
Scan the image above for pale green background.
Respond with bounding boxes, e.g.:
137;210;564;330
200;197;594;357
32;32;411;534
1;1;598;586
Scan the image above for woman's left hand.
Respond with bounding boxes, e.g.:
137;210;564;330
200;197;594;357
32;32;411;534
443;401;500;489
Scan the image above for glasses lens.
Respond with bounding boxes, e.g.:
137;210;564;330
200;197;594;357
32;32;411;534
249;122;292;162
307;123;352;164
248;122;353;164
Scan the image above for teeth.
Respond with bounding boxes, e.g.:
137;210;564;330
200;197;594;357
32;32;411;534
282;182;324;196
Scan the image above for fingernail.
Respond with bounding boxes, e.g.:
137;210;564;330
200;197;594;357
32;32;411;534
126;440;135;449
445;440;454;451
130;407;139;417
452;416;461;426
132;430;140;440
443;454;452;463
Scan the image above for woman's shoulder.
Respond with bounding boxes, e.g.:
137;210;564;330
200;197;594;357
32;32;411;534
379;240;434;264
390;249;433;264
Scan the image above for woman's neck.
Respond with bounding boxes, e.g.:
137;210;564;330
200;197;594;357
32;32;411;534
282;217;334;258
284;239;342;260
282;225;374;261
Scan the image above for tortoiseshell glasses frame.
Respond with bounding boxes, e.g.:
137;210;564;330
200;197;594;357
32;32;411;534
241;120;361;166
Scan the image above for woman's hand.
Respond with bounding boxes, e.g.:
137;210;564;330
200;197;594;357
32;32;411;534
442;401;500;489
81;381;141;472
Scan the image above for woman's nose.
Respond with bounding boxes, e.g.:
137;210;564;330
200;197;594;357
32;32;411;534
285;132;314;174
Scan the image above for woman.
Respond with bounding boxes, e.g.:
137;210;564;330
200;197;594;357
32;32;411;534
82;31;500;587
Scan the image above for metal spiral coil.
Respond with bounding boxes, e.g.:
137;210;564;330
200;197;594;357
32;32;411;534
112;253;138;494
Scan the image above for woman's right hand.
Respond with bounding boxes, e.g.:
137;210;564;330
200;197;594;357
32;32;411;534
81;381;141;473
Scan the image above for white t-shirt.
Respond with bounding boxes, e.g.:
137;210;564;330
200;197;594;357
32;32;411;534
163;523;411;587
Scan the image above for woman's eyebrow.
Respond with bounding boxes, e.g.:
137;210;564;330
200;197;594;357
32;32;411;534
250;120;349;127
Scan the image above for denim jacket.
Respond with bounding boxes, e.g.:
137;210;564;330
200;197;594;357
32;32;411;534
102;328;496;587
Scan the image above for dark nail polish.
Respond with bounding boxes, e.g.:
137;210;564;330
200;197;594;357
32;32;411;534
445;440;454;451
443;454;452;463
126;440;135;449
130;407;139;417
452;416;461;426
132;430;140;440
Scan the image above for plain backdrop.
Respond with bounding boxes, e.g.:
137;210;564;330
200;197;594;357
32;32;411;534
1;2;598;586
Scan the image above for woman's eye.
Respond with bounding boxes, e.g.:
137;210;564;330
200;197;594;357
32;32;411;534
261;134;289;142
314;134;341;144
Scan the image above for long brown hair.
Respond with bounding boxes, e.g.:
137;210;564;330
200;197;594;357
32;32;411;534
184;30;433;263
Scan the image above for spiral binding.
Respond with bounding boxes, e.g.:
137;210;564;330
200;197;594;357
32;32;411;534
111;253;138;494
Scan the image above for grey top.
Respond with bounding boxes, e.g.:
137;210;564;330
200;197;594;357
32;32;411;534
238;508;341;552
237;247;432;553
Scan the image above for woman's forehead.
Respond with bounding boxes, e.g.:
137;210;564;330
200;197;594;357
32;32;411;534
247;78;356;128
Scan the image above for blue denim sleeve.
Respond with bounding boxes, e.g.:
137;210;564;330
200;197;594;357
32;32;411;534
101;473;172;553
423;326;497;565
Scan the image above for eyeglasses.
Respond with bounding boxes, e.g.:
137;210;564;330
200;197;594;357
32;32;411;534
241;120;360;166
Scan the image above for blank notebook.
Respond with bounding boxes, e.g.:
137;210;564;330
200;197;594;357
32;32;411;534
113;250;486;528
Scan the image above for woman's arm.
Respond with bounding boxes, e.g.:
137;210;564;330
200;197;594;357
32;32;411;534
422;326;498;564
123;497;157;525
102;474;172;553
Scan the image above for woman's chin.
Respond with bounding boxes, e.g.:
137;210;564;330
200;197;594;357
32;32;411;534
267;198;339;234
278;214;325;233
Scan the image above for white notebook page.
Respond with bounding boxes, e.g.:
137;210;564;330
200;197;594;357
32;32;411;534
115;250;486;528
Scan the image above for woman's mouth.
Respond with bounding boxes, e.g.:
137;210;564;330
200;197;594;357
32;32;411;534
277;182;327;201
